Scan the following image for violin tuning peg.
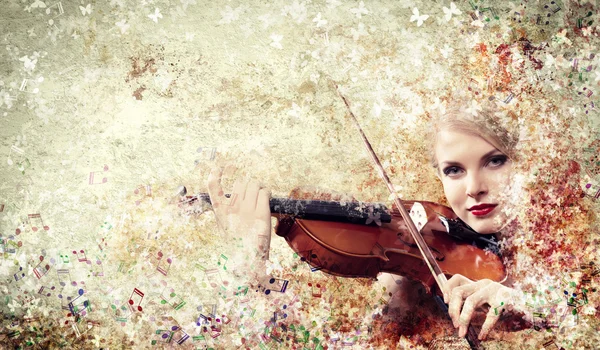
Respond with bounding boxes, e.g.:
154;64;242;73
174;185;187;197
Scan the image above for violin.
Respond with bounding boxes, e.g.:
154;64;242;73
177;189;505;349
177;190;506;294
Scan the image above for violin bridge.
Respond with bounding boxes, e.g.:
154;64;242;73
408;202;427;232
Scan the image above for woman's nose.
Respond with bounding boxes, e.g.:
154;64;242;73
465;173;488;198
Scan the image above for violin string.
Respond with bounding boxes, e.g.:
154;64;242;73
332;83;447;288
333;84;483;350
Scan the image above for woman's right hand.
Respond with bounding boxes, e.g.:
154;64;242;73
207;166;272;281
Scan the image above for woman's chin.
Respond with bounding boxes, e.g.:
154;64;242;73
465;218;502;234
463;208;508;234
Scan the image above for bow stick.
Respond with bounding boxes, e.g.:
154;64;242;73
334;83;482;350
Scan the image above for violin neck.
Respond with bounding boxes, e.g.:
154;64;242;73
194;193;392;225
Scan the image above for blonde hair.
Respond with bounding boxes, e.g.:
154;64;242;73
428;101;520;175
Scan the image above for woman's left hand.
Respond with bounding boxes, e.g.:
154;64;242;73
442;274;517;340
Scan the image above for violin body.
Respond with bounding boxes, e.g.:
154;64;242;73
274;199;506;294
180;190;506;294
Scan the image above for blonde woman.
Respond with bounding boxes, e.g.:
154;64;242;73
206;102;528;342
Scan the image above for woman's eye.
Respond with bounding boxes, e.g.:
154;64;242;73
488;155;508;167
443;166;462;176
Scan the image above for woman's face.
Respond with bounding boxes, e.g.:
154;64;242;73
435;129;512;234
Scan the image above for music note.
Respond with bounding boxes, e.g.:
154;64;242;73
480;7;498;21
156;256;172;276
72;249;88;263
502;91;518;104
308;281;322;298
534;14;545;26
67;289;90;317
56;268;77;287
271;308;288;325
544;1;561;21
220;313;231;325
7;145;25;166
152;326;178;344
88;164;109;185
160;287;186;310
204;268;222;288
14;216;28;235
512;11;522;23
72;320;97;339
579;289;589;306
134;184;152;205
196;304;217;327
1;235;21;255
173;327;190;345
128;288;144;312
19;77;43;94
28;213;50;232
582;182;600;200
299;250;323;272
578;86;594;98
90;258;104;277
32;256;50;279
13;266;25;281
234;285;249;296
217;285;228;300
112;303;132;323
577;11;594;29
584;101;595;115
45;2;64;23
467;78;481;96
582;261;600;277
100;221;112;230
194;146;217;165
38;285;56;297
217;253;228;271
59;252;70;264
268;277;289;293
493;301;504;315
543;286;563;304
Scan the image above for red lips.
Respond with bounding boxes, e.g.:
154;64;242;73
468;204;497;217
468;204;497;211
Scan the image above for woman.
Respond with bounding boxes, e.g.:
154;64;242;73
206;102;528;343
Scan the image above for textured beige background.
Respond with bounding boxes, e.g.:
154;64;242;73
1;0;599;349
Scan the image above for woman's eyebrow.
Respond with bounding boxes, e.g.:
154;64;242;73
440;149;500;167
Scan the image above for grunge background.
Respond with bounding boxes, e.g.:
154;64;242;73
1;0;599;349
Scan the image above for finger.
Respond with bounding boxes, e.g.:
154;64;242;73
207;167;225;206
479;305;502;340
444;274;472;303
457;286;488;337
241;179;261;213
231;176;248;206
257;187;272;223
448;280;479;328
